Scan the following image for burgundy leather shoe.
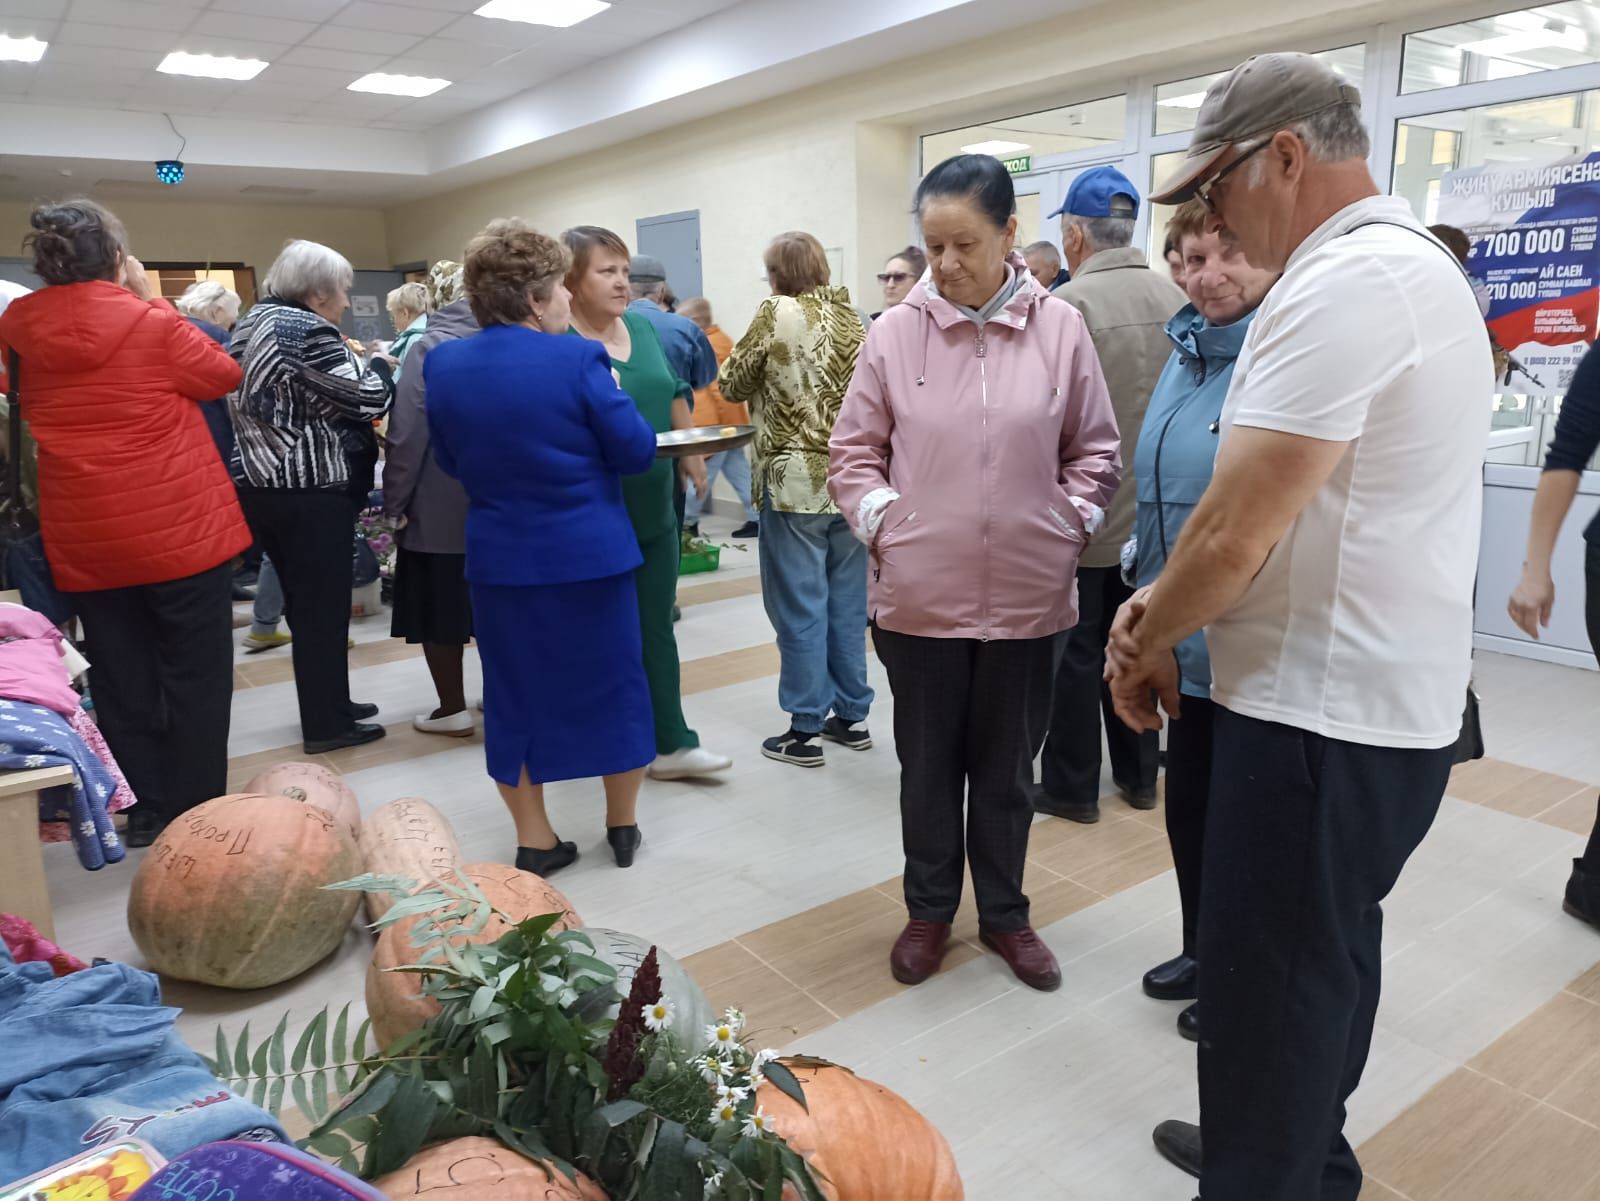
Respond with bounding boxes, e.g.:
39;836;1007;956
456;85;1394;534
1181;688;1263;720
979;925;1062;991
890;919;952;985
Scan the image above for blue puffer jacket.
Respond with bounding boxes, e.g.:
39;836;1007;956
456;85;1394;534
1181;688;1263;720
1133;302;1257;699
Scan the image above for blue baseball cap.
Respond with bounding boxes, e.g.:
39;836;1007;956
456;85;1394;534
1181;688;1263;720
1049;165;1141;220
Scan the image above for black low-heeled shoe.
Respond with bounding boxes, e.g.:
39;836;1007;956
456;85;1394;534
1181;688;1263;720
516;841;578;877
606;825;643;868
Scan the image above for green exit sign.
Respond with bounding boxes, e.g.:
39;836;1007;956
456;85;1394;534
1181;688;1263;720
1000;154;1033;175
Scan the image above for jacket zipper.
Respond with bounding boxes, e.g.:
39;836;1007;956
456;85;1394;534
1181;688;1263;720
976;328;990;642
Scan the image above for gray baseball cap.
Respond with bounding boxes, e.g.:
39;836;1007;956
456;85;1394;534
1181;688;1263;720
629;253;668;283
1150;52;1363;204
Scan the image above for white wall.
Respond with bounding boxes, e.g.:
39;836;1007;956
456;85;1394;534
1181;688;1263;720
383;0;1464;335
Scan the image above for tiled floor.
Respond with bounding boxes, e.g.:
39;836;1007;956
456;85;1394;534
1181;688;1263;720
35;516;1600;1199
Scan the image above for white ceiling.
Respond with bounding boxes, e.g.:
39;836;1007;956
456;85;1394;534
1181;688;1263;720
0;0;745;130
0;0;1090;207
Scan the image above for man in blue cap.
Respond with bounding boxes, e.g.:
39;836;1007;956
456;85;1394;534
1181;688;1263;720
1035;164;1186;826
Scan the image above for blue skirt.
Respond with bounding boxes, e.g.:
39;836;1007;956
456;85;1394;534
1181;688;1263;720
471;573;655;787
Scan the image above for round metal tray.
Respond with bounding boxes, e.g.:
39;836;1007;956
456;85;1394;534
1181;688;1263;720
655;424;756;458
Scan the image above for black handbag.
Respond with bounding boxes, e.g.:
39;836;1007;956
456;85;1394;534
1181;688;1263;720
0;349;41;588
1453;683;1485;765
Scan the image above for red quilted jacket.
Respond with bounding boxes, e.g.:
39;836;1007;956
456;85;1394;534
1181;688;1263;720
0;281;250;592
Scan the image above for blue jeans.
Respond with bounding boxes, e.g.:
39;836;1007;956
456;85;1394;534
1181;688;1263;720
251;555;284;634
686;448;757;525
758;502;873;733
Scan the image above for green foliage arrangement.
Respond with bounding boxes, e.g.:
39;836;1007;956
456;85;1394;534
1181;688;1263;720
205;870;826;1201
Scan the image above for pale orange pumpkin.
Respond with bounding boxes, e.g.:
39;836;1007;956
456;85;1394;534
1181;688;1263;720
127;794;364;989
365;862;582;1048
357;798;464;923
244;762;362;840
758;1060;964;1201
373;1137;606;1200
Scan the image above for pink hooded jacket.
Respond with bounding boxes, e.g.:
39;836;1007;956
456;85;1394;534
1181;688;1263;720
829;255;1120;640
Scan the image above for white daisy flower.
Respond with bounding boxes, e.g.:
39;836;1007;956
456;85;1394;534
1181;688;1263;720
750;1048;780;1081
710;1098;740;1125
23;754;45;768
697;1054;730;1083
641;997;675;1032
722;1007;746;1035
706;1022;739;1057
715;1082;748;1106
703;1170;724;1198
741;1107;776;1139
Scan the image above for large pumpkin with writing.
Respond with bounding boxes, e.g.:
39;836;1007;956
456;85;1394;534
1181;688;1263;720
127;794;364;990
357;797;463;922
244;762;361;840
374;1137;605;1200
759;1060;964;1201
366;863;582;1048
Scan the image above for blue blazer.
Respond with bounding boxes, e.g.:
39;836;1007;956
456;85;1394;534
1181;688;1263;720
424;324;658;587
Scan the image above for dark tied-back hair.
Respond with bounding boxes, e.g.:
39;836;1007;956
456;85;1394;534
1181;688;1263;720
914;154;1016;229
464;218;572;328
888;244;928;275
1427;223;1473;268
24;198;127;286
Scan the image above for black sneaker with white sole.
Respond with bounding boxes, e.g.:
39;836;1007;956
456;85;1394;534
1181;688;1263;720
762;729;824;768
821;716;872;751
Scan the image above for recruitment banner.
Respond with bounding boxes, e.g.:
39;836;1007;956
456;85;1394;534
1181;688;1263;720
1437;152;1600;395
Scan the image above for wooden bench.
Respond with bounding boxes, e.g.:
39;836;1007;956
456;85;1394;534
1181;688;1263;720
0;764;80;939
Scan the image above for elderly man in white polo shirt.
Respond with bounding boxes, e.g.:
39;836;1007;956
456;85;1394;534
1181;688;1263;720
1105;54;1491;1200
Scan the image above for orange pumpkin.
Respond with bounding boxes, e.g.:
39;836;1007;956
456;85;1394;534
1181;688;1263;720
373;1137;605;1200
244;762;362;839
357;797;464;923
127;794;364;989
758;1060;964;1201
366;862;582;1048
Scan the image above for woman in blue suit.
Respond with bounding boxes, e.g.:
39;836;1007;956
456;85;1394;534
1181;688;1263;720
425;219;659;875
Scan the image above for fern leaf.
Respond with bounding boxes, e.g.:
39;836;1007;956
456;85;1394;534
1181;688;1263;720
212;1026;231;1081
333;1004;351;1071
291;1008;324;1073
232;1021;252;1080
268;1013;289;1079
267;1077;287;1118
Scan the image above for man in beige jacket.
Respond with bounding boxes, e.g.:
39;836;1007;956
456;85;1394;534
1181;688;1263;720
1036;165;1187;824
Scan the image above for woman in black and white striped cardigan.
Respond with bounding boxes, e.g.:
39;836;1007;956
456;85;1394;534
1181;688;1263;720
230;239;395;754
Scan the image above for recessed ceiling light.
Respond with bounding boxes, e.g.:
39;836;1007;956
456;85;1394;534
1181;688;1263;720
474;0;611;29
349;72;451;97
960;139;1031;156
158;51;269;81
0;35;48;63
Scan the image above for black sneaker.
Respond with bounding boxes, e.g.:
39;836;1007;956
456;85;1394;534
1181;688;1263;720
762;729;824;768
820;716;872;751
731;521;760;539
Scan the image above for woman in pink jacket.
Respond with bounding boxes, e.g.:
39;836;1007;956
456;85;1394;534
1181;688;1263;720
829;154;1121;993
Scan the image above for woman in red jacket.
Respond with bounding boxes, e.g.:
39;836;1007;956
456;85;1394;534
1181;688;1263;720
0;199;250;846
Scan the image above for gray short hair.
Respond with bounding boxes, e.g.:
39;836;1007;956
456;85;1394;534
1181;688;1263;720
1067;215;1136;252
263;239;353;305
630;278;666;301
386;281;429;317
1023;240;1060;265
175;279;240;325
1247;102;1371;185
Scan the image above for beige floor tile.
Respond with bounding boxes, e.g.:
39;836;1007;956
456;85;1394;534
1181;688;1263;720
1477;771;1594;822
1028;814;1165;881
1547;1048;1600;1127
1065;837;1178;897
681;643;780;694
678;575;762;607
1358;1178;1411;1201
738;886;900;962
1020;877;1103;929
1443;1101;1600;1201
1536;790;1599;837
701;963;837;1046
1468;992;1600;1097
760;909;979;1017
226;719;476;789
1446;759;1543;808
1357;1068;1537;1201
1569;963;1600;1005
681;940;765;992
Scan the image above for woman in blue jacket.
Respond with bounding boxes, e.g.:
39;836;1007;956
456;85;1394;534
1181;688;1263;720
425;219;659;876
1132;201;1277;1040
